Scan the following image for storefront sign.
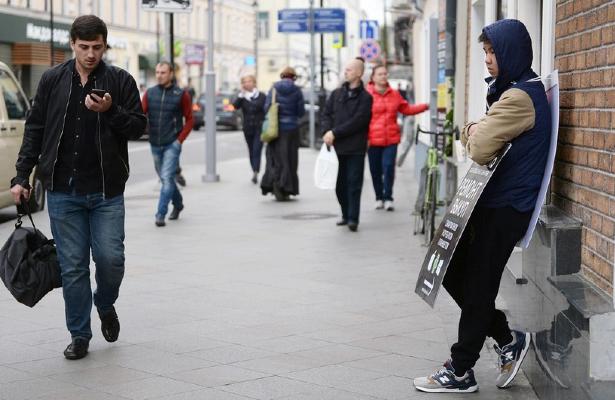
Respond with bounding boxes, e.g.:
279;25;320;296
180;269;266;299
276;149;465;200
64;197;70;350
0;14;72;49
415;144;511;307
184;43;204;65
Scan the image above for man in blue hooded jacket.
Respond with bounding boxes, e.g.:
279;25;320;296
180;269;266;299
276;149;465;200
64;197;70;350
414;19;551;393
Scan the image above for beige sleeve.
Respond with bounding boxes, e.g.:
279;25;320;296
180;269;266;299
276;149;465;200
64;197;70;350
466;88;535;165
460;122;477;146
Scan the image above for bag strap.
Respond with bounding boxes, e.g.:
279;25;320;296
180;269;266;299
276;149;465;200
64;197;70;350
15;195;36;231
272;87;276;104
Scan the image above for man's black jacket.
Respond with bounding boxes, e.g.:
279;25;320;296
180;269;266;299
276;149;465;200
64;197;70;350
12;59;146;198
321;81;372;155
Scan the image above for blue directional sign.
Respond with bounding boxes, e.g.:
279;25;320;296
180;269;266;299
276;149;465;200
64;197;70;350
278;8;345;34
359;20;379;40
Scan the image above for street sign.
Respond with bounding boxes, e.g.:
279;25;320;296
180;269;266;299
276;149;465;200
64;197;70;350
278;8;346;33
141;0;193;13
184;43;204;65
359;20;379;40
332;33;344;49
359;39;381;62
414;144;512;307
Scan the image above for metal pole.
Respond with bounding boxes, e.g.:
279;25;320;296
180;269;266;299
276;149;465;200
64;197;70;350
203;0;219;182
49;0;54;66
156;14;161;63
254;1;258;82
308;0;316;149
169;13;174;69
319;0;324;90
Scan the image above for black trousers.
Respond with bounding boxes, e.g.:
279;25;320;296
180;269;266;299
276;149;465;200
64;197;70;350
260;129;300;196
442;206;532;373
336;154;365;224
243;124;264;173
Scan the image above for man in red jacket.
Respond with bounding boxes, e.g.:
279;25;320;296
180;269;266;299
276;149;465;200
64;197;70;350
367;64;428;211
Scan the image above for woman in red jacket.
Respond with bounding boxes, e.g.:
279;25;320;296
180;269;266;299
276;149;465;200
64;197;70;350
367;65;429;211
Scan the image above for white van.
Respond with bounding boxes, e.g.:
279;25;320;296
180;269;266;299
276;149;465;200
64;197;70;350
0;61;45;213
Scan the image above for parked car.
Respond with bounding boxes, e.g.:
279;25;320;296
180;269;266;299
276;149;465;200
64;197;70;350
0;61;45;212
193;92;243;131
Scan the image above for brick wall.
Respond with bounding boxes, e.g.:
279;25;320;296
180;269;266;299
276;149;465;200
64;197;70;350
553;0;615;296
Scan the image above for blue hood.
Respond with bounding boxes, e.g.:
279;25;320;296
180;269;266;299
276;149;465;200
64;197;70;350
483;19;535;104
274;78;301;96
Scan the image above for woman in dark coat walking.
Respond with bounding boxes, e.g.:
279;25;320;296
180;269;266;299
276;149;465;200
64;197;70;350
260;67;305;200
233;75;266;184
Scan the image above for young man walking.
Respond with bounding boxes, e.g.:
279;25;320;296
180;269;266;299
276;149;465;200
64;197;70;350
11;15;146;359
321;58;372;232
142;62;194;227
414;19;551;393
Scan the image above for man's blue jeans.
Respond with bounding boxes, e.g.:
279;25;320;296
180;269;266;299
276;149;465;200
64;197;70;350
368;144;398;201
47;191;126;340
151;141;183;219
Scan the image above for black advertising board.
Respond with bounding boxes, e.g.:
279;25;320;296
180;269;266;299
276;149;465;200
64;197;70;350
415;144;511;307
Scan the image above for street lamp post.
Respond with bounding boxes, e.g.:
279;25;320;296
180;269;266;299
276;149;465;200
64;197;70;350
203;0;219;182
253;1;258;82
308;0;316;149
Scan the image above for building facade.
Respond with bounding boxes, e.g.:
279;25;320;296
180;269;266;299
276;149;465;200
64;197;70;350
0;0;256;97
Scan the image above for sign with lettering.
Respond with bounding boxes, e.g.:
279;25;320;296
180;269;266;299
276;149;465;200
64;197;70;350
415;144;511;307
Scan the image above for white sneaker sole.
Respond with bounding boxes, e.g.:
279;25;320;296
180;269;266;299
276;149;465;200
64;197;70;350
498;332;531;388
414;384;479;393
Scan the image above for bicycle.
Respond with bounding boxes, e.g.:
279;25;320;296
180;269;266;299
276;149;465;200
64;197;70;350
412;124;457;246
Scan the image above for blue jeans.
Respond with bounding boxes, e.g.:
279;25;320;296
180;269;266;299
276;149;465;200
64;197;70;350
368;144;398;201
47;191;126;340
244;125;263;173
151;141;183;219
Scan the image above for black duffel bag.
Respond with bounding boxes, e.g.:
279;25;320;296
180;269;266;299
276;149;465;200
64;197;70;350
0;199;61;307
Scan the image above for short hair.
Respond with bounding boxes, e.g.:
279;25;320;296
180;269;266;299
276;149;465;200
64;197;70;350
478;32;490;43
156;61;174;73
241;74;256;83
70;15;107;43
280;67;297;80
355;56;366;63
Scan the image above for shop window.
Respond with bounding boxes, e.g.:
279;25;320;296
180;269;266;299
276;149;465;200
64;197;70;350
257;11;269;40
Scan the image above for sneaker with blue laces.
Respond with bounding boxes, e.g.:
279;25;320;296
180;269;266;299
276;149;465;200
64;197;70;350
413;360;479;393
494;330;531;388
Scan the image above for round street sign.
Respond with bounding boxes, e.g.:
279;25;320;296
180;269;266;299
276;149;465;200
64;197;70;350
359;39;381;62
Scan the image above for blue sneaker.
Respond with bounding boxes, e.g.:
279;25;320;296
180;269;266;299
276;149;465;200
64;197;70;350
494;330;531;388
414;360;479;393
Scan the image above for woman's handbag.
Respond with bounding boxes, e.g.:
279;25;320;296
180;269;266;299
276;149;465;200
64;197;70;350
0;198;61;307
314;143;339;190
260;88;279;143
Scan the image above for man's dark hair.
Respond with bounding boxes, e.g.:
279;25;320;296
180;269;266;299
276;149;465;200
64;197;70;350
478;32;490;43
70;15;108;43
156;61;174;72
355;56;366;63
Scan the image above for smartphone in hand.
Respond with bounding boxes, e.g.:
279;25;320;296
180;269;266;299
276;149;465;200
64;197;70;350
88;88;107;102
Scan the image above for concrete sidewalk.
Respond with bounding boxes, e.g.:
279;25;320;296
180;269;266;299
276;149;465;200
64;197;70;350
0;148;538;399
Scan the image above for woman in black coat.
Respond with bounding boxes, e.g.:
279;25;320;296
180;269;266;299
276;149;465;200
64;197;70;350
260;67;305;200
233;75;267;183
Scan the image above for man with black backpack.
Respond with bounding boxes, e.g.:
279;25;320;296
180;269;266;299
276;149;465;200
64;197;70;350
10;15;146;360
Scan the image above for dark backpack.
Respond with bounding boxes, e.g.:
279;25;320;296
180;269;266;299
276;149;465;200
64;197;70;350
0;204;61;307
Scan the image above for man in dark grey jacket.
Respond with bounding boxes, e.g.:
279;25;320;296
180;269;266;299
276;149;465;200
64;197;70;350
10;15;146;360
322;58;372;232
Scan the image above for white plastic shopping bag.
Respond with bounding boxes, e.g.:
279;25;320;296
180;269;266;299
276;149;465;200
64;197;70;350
314;143;339;190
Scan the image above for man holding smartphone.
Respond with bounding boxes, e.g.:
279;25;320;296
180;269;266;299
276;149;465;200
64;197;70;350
10;15;146;360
